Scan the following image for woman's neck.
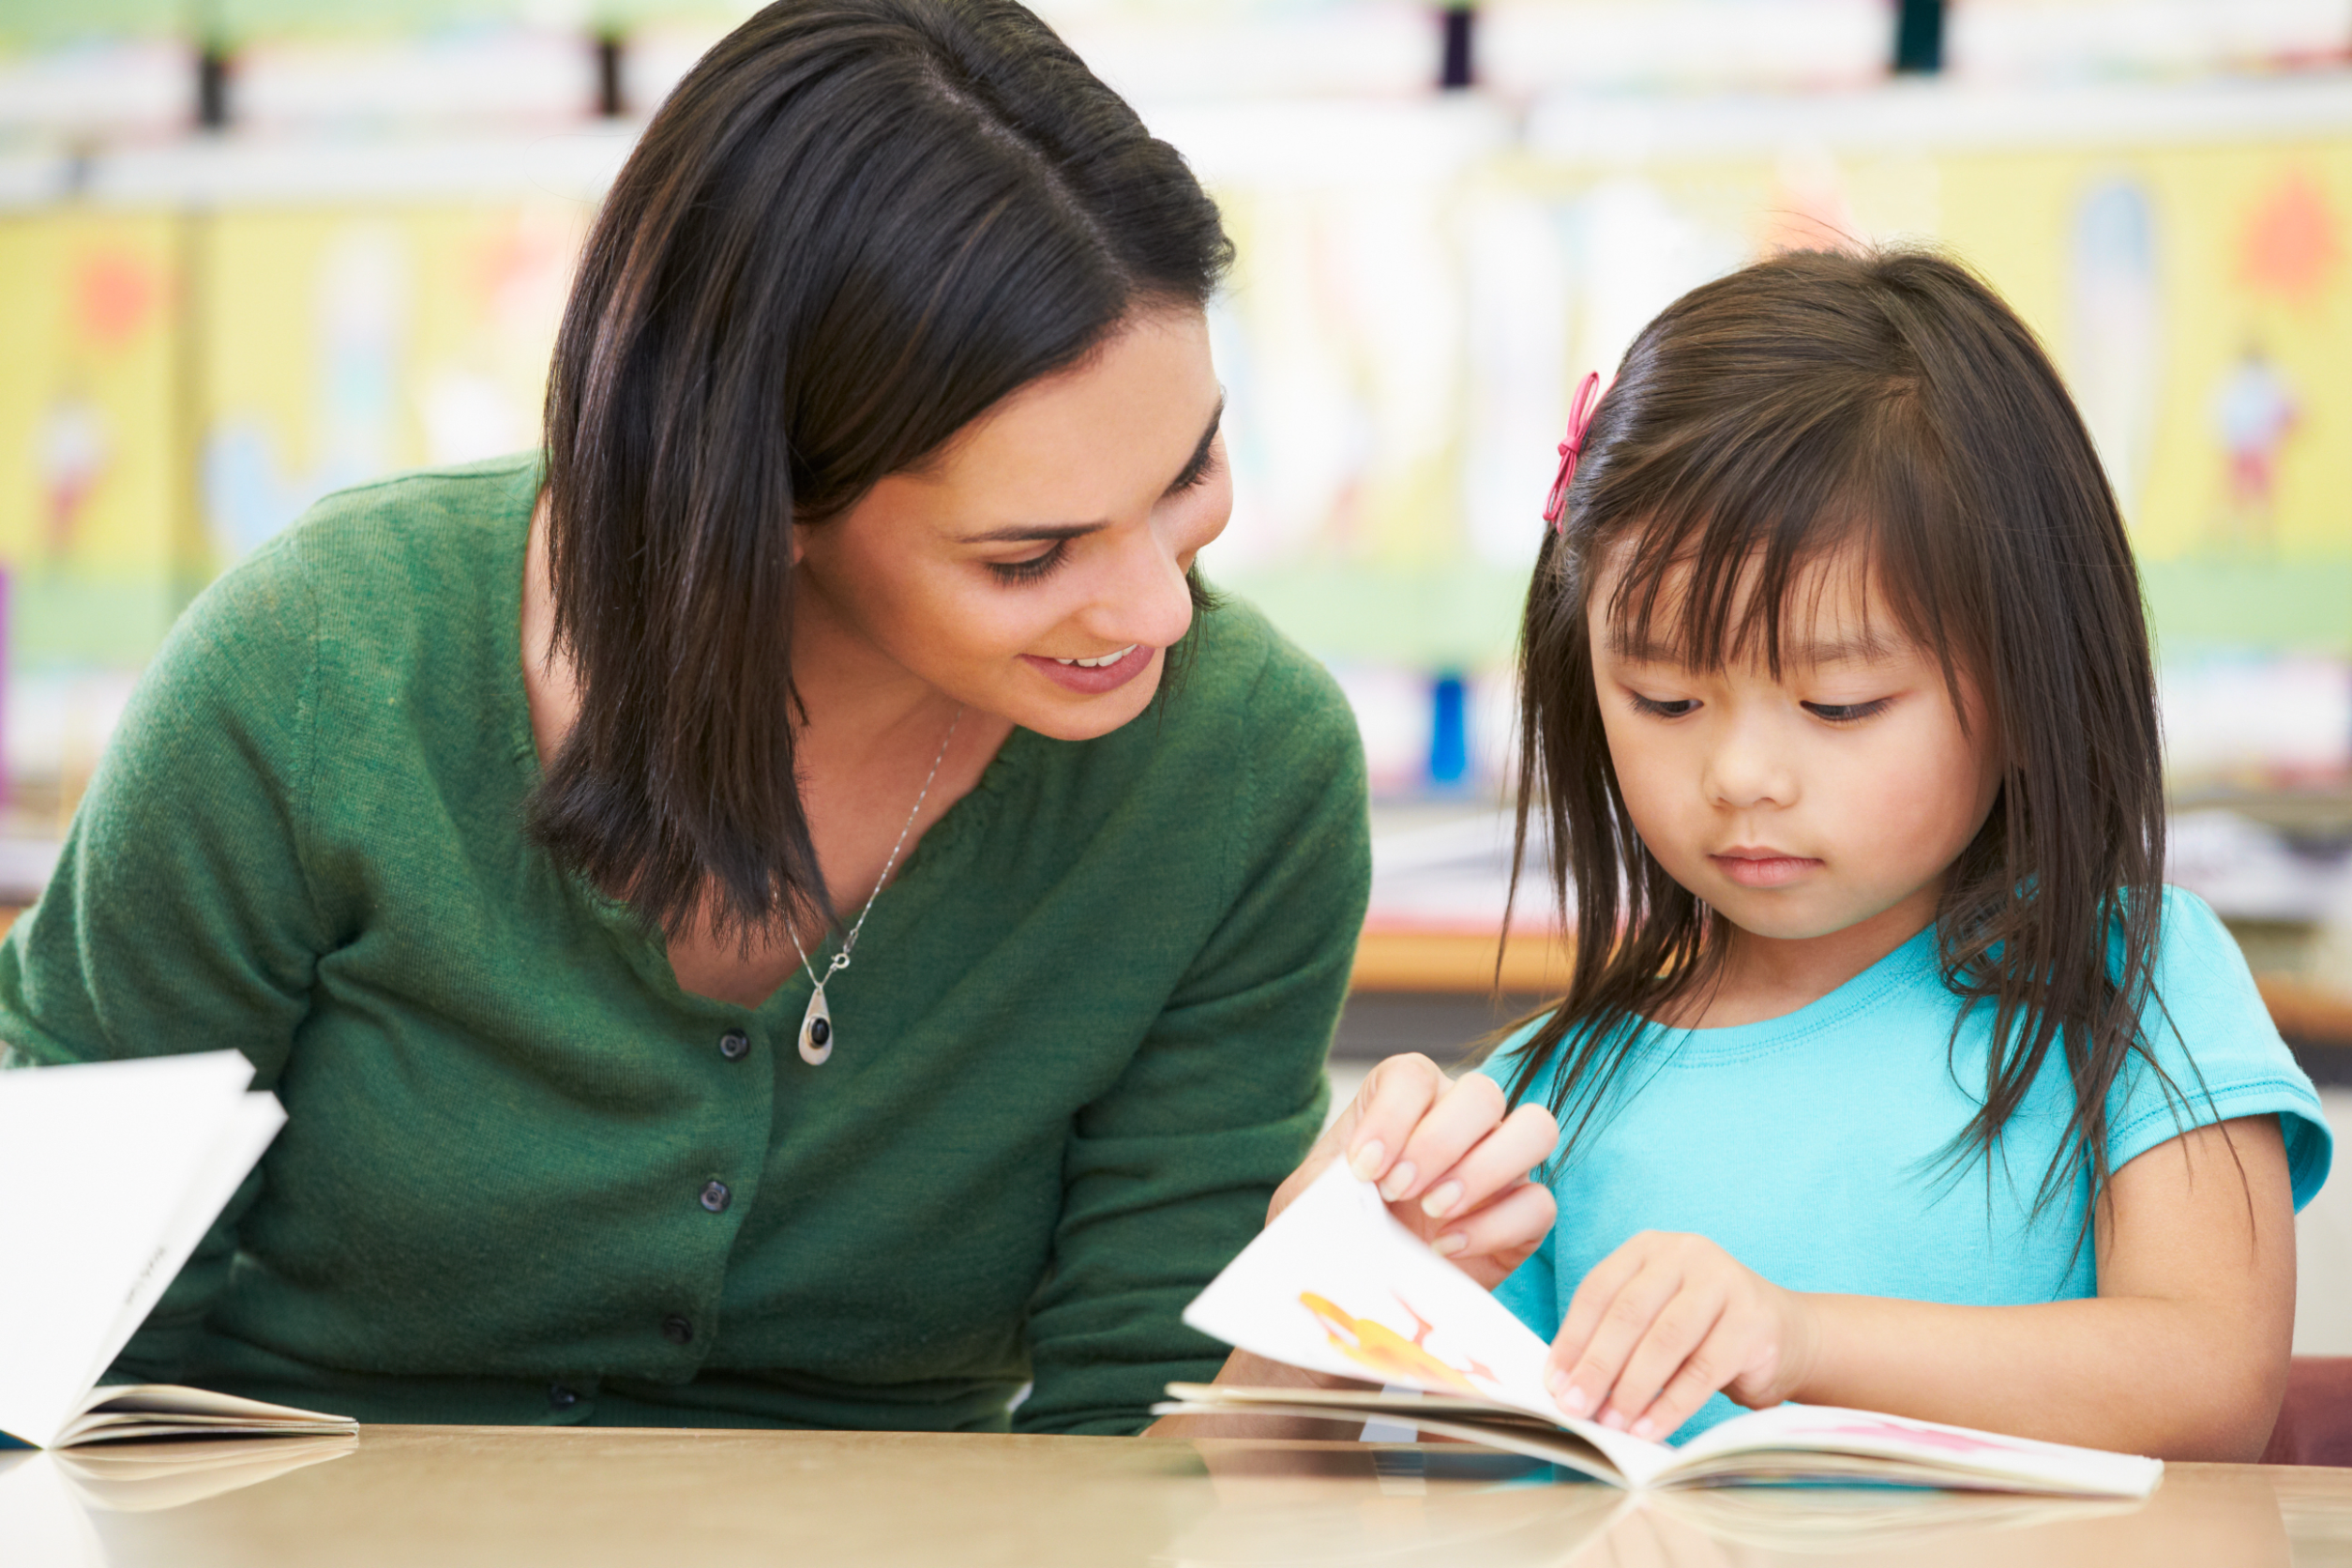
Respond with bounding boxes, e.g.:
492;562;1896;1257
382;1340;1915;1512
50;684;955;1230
521;499;1011;1005
784;569;979;778
521;496;996;783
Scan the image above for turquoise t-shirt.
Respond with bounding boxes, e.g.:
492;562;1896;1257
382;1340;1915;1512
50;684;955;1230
1482;887;2330;1443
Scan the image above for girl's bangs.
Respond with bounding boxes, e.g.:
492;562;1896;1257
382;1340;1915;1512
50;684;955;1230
1590;400;1968;696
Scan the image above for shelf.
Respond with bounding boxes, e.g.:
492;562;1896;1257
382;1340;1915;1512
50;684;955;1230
1352;923;2352;1051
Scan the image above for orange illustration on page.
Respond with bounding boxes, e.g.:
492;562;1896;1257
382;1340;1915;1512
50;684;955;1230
1298;1291;1498;1395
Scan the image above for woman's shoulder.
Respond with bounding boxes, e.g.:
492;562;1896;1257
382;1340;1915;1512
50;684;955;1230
172;456;537;688
230;455;538;621
1061;589;1365;883
1176;590;1361;753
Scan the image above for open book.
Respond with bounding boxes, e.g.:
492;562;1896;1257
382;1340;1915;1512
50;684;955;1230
0;1051;356;1449
1154;1164;2162;1498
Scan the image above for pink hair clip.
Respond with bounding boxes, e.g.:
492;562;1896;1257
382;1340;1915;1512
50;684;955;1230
1544;370;1604;535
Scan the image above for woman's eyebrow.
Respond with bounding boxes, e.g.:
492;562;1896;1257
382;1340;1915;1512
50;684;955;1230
961;400;1225;544
963;520;1108;544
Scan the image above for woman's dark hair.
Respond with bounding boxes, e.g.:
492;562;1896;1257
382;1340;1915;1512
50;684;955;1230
537;0;1232;942
1504;247;2184;1236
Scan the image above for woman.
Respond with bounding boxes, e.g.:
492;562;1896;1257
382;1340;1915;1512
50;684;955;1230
0;0;1554;1435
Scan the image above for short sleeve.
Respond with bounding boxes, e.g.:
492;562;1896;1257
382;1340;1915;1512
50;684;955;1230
2110;888;2331;1210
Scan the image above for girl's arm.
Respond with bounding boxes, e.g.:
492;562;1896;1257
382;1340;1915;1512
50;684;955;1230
1547;1115;2295;1459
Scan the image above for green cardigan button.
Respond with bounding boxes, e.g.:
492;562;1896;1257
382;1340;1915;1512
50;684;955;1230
661;1315;694;1345
700;1181;731;1214
717;1030;750;1062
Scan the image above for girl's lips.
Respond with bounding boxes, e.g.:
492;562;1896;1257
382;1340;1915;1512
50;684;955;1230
1021;642;1155;695
1711;852;1823;889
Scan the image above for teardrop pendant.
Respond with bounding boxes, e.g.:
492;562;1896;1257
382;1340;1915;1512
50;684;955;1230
798;983;834;1066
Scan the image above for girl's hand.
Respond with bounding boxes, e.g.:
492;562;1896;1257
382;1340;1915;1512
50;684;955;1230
1547;1232;1821;1440
1272;1054;1559;1289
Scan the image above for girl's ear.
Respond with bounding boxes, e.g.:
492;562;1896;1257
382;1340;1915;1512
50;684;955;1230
790;520;808;568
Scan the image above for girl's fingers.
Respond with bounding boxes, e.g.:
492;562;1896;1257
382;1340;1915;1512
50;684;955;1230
1546;1240;1647;1388
1631;1319;1747;1442
1378;1072;1510;1206
1426;1177;1556;1266
1553;1255;1681;1421
1598;1286;1726;1436
1411;1101;1560;1227
1334;1053;1452;1189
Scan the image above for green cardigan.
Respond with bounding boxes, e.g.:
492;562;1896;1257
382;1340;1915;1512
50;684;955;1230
0;455;1370;1436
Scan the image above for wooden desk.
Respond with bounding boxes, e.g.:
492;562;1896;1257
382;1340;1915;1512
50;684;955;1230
8;1427;2352;1567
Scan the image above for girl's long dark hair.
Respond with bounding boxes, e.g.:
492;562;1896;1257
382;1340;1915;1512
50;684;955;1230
538;0;1231;942
1505;248;2180;1235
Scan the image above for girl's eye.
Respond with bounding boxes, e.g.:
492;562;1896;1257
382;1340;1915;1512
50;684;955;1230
986;542;1069;585
1802;699;1892;724
1628;694;1697;719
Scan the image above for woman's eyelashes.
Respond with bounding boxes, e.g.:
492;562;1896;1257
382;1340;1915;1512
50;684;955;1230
984;445;1222;587
986;541;1069;585
1627;693;1697;719
1169;438;1222;493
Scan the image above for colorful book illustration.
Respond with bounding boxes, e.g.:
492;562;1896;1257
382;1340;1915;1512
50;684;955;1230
0;1052;355;1449
1157;1164;2163;1497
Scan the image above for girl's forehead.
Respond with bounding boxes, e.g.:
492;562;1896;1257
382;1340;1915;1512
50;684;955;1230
1589;535;1912;670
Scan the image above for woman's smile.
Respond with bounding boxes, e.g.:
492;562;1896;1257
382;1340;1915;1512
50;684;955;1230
1023;641;1154;694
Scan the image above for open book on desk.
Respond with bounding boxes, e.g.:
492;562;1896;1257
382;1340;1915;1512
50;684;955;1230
1154;1164;2161;1499
0;1052;355;1449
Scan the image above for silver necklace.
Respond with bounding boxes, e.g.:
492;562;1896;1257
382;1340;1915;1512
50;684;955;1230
785;705;964;1065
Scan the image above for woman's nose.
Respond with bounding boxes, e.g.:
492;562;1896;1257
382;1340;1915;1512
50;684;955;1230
1081;520;1196;652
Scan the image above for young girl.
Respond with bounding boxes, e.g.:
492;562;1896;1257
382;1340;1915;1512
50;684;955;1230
1482;248;2330;1460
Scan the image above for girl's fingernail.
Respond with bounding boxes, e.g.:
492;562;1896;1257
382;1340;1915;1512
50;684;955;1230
1560;1383;1592;1417
1432;1231;1469;1257
1348;1141;1385;1181
1632;1419;1657;1440
1545;1369;1566;1396
1601;1410;1628;1432
1378;1160;1417;1202
1420;1181;1464;1219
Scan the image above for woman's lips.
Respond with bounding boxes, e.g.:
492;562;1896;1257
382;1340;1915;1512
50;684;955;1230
1021;642;1155;695
1711;851;1823;889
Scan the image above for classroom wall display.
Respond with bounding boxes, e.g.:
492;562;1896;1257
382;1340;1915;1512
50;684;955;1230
0;210;198;817
1945;0;2352;83
197;204;587;563
1179;85;2352;793
2;83;2349;808
0;196;591;819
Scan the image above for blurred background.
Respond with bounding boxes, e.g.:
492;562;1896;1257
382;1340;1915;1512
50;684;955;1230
5;0;2352;1334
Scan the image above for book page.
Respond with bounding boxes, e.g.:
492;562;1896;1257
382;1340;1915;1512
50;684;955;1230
1178;1162;1678;1485
1672;1400;2164;1496
75;1092;286;1402
0;1053;263;1449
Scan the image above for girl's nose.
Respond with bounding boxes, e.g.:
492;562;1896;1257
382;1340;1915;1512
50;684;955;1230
1703;713;1799;810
